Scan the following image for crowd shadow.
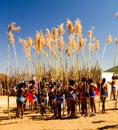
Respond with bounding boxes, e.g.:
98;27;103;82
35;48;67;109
98;125;118;130
1;104;118;123
92;120;106;124
106;108;118;111
28;115;79;121
1;121;19;126
0;116;8;121
2;107;16;114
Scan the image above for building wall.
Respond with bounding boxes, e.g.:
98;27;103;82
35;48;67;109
102;72;113;82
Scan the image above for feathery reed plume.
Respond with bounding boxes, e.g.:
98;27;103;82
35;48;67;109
11;26;20;31
19;38;26;45
106;35;112;44
52;39;57;46
26;37;33;47
79;35;86;48
8;22;20;32
46;28;51;38
69;35;76;51
95;40;100;51
115;12;118;19
7;31;14;45
34;31;45;51
58;23;64;36
67;19;74;34
95;40;100;67
74;18;82;36
45;28;51;49
8;21;20;47
65;46;70;56
52;27;58;39
24;46;31;58
19;37;32;58
65;45;71;57
115;38;118;46
88;30;92;40
89;43;95;54
59;36;64;50
8;22;15;31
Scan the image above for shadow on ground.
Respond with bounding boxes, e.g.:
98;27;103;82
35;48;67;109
98;125;118;130
92;120;106;124
27;113;79;121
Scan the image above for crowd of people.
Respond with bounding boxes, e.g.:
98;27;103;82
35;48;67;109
14;76;118;119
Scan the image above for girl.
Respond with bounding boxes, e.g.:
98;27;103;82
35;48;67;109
89;83;97;116
100;78;108;113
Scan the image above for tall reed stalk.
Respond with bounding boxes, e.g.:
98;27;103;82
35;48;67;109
19;37;32;79
8;22;20;73
98;35;112;113
7;22;20;119
113;39;118;74
13;45;19;73
7;40;11;119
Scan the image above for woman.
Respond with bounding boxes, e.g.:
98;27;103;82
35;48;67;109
89;83;97;116
100;78;108;113
111;80;117;100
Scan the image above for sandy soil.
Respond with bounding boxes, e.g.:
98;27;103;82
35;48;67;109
0;96;118;130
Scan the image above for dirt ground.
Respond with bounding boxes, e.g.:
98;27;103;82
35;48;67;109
0;96;118;130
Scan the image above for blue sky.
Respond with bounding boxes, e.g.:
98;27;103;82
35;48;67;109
0;0;118;73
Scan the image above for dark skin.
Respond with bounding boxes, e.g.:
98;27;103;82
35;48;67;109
89;85;96;115
100;78;108;113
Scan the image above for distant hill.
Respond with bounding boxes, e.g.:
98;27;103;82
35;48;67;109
104;65;118;73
